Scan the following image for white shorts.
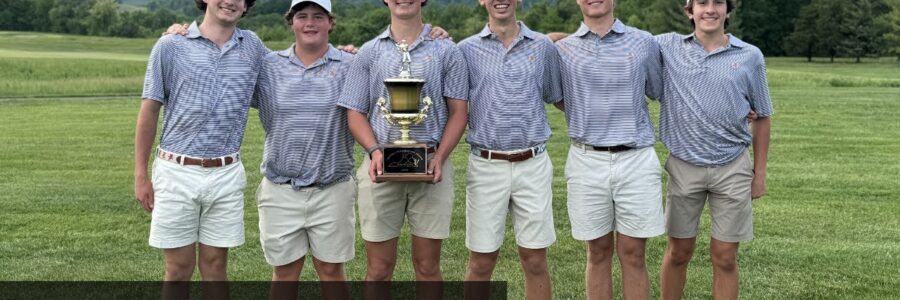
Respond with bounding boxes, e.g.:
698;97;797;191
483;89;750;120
566;146;665;240
256;177;357;266
356;157;455;242
466;151;556;253
149;158;246;249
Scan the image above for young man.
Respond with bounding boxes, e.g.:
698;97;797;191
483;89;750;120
656;0;773;299
252;0;354;298
457;0;561;299
554;0;665;299
336;0;468;296
134;0;265;285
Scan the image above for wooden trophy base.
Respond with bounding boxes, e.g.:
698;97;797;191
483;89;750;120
375;143;435;182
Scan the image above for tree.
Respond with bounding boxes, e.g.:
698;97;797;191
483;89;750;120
784;3;819;62
616;0;651;29
642;0;692;34
521;1;568;33
48;0;93;35
30;0;57;32
836;0;886;63
736;0;811;55
85;0;121;36
813;0;843;62
877;0;900;61
0;0;34;31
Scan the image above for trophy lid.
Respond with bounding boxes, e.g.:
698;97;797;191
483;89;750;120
384;78;425;84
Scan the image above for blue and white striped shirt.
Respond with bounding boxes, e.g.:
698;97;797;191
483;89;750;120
656;33;774;167
556;20;663;148
142;21;267;158
459;22;563;151
252;45;355;189
336;24;469;146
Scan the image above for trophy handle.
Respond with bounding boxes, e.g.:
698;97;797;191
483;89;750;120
414;97;432;123
377;97;397;125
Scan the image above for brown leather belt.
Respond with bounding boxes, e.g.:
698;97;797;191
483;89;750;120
479;150;532;162
157;149;239;168
474;145;546;162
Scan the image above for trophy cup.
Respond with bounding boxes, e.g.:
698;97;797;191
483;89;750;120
375;40;434;182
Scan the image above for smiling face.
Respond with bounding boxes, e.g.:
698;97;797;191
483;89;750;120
290;4;333;49
384;0;425;20
203;0;248;25
576;0;615;20
685;0;730;35
480;0;520;23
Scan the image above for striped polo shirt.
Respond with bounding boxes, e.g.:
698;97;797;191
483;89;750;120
656;33;774;167
336;24;469;146
459;22;563;151
556;20;663;149
142;21;267;158
252;45;355;189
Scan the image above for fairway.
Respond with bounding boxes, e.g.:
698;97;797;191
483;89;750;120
1;31;899;299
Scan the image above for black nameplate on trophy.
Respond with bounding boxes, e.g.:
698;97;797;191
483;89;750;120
377;144;434;182
384;145;427;173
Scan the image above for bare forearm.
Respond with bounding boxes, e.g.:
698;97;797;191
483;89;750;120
751;117;771;175
134;100;162;178
435;99;468;161
347;110;379;149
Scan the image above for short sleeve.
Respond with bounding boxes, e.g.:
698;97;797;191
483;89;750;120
141;37;170;104
748;50;774;117
645;37;663;100
541;38;563;104
336;44;373;114
441;45;469;101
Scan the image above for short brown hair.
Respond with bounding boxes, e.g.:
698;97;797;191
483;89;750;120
684;0;737;29
195;0;257;18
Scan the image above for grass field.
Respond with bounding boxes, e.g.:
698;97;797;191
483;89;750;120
1;31;899;299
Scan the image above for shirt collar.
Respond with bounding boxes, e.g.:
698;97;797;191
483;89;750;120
610;19;627;34
477;21;537;40
186;21;244;42
186;21;202;39
376;24;434;43
727;34;747;48
573;19;626;38
277;44;344;66
684;33;746;49
573;23;591;37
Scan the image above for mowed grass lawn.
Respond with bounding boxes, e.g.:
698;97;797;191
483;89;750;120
1;31;899;299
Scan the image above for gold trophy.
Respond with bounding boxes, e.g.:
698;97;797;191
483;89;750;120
375;40;434;182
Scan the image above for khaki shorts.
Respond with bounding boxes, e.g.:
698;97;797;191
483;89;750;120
356;157;455;242
149;158;246;249
665;152;754;242
466;151;556;253
256;177;357;266
566;146;665;240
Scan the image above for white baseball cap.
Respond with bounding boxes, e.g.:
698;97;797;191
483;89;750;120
290;0;332;13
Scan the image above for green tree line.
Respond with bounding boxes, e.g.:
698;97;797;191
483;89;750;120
2;0;899;61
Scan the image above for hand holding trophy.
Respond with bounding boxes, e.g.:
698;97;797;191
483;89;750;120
374;40;434;182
